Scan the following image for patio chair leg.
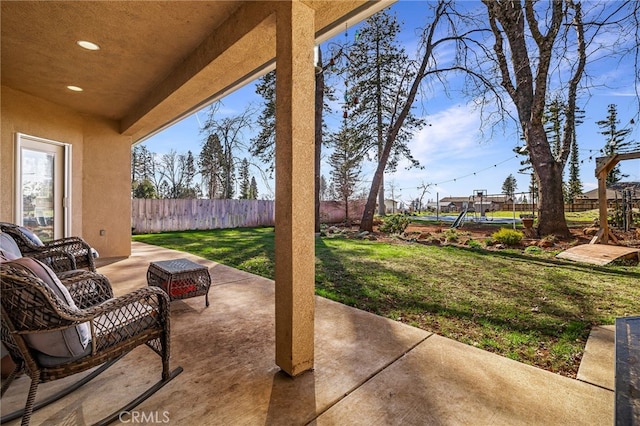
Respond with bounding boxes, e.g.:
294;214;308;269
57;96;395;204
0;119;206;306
21;371;40;426
1;356;122;424
1;365;21;397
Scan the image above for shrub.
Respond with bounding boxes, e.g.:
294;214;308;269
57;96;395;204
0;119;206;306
524;245;544;255
444;229;459;242
467;239;482;249
379;214;411;234
491;228;524;246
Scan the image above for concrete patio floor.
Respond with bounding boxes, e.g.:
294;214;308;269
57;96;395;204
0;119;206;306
1;242;614;425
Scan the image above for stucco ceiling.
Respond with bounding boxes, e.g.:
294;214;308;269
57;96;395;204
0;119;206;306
1;1;391;142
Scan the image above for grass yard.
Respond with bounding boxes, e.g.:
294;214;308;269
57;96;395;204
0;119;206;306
133;227;640;377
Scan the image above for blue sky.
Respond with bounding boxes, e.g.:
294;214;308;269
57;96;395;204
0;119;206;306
141;0;639;204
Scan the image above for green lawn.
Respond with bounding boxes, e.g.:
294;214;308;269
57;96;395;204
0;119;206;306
133;227;640;377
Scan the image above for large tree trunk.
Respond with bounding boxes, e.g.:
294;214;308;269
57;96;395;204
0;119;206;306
536;163;568;237
375;39;385;217
359;2;447;232
361;160;386;232
526;123;570;237
377;176;385;215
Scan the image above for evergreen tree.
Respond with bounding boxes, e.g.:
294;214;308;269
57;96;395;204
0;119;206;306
181;150;199;198
566;105;585;203
238;158;250;199
543;97;585;201
248;177;258;200
544;97;564;161
131;145;157;197
199;133;223;199
329;124;365;225
319;175;328;201
596;104;633;185
501;174;517;199
345;9;424;215
250;71;276;169
131;145;155;182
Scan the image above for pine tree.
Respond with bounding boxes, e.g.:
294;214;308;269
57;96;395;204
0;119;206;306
345;9;424;215
543;97;585;201
501;174;517;199
319;175;328;201
199;133;223;199
181;150;199;198
250;71;276;169
238;158;250;199
131;145;155;182
248;177;258;200
329;124;365;225
596;104;633;185
131;145;157;197
566;106;584;203
544;97;564;161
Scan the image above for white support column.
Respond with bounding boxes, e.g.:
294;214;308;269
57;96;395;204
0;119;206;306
274;0;316;376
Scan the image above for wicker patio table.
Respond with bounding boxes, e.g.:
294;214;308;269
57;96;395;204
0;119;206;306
147;258;210;307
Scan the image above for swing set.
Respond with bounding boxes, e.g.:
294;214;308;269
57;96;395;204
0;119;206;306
590;150;640;244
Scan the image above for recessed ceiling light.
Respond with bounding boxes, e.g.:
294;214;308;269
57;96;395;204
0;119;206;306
67;85;83;92
77;40;100;51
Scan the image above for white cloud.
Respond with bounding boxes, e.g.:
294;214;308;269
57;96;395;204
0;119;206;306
406;103;486;166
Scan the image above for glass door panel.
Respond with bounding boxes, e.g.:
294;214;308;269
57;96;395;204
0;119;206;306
17;135;68;241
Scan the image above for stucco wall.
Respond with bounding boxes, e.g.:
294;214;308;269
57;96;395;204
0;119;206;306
82;119;132;257
1;85;132;258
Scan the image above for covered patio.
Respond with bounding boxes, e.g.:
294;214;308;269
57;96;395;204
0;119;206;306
1;244;612;424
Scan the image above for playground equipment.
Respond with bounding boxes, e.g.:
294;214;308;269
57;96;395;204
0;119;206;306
591;149;640;244
450;203;469;229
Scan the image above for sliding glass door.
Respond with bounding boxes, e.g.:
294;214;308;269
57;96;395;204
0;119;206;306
16;134;70;241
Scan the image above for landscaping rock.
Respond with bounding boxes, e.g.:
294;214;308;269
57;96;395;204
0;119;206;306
538;239;555;248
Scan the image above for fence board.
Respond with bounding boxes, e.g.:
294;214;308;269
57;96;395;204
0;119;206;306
132;199;275;233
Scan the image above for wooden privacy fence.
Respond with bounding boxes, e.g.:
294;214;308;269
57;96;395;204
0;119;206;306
132;199;275;233
132;199;368;233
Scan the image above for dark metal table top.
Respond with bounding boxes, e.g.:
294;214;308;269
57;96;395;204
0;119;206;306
149;258;207;274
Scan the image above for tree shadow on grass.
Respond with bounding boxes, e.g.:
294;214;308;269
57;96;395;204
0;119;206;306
314;238;593;345
451;244;640;279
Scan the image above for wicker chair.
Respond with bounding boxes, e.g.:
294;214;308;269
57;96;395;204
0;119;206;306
1;231;78;274
0;259;182;426
0;222;97;272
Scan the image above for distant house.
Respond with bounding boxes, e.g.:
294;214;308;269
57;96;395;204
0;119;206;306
439;197;469;212
579;182;640;201
383;199;398;214
440;195;508;213
424;201;456;213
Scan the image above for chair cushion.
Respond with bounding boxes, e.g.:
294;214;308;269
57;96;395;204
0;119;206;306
17;226;44;246
0;232;22;259
10;257;90;357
